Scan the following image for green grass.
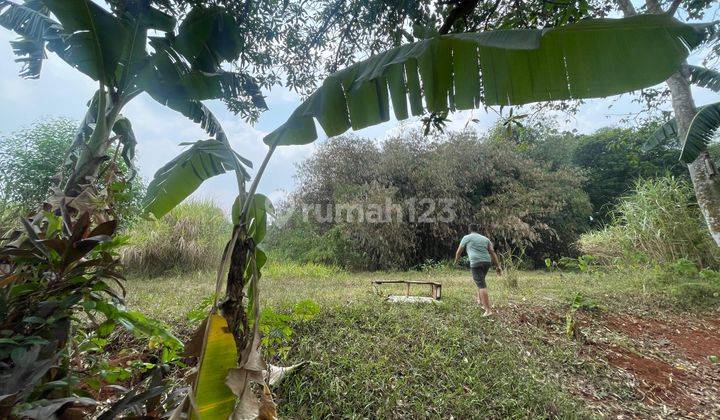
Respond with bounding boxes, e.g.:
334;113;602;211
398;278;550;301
124;263;718;418
277;300;585;418
125;264;662;325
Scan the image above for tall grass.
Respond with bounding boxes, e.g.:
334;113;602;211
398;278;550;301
121;200;231;276
579;177;720;268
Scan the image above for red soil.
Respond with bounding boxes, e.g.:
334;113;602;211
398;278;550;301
605;345;694;409
604;313;720;365
601;313;720;416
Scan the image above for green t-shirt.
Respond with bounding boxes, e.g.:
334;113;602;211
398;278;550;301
460;233;492;267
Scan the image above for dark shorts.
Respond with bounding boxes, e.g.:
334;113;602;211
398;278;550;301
471;263;492;289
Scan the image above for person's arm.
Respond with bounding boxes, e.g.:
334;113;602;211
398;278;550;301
454;244;465;265
488;242;502;275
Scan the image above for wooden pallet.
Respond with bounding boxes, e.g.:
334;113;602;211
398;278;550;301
372;280;442;300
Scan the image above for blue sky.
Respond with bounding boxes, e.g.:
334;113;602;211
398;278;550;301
0;14;717;212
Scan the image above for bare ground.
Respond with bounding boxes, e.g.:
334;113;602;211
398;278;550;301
504;304;720;418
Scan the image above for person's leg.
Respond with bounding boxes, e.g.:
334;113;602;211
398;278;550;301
475;264;492;316
478;288;492;316
471;267;481;304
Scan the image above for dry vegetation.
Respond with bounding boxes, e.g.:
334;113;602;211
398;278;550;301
120;200;231;276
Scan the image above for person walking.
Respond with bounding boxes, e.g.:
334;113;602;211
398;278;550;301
454;224;502;316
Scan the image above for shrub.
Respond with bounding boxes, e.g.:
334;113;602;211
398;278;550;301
579;177;720;269
269;130;592;270
499;249;524;289
265;216;365;269
121;200;231;276
650;259;720;308
571;125;687;225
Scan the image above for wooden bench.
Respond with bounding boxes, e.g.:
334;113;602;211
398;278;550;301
372;280;442;300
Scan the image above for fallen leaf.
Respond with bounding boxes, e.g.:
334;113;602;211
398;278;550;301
265;362;308;387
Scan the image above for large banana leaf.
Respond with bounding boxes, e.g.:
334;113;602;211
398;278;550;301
643;65;719;150
191;313;238;420
42;0;127;84
1;1;262;139
680;102;720;163
264;14;707;146
0;0;131;83
139;37;265;139
174;6;243;72
0;0;57;78
689;65;720;93
142;139;252;219
136;5;175;32
644;119;679;151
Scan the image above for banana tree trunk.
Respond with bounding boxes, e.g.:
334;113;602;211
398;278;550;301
63;87;122;197
617;0;720;246
222;224;252;355
222;144;277;356
668;68;720;246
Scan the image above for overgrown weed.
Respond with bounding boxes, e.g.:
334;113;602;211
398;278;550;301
580;177;720;268
121;200;231;276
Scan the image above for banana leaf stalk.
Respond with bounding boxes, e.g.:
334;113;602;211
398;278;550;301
189;140;280;419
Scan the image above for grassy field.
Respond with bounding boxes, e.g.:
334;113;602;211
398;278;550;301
126;264;720;418
126;263;657;323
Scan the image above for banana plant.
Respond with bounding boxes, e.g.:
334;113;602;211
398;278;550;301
0;0;262;204
645;65;720;163
0;1;267;416
143;137;280;418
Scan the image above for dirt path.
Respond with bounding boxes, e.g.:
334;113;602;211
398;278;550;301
504;304;720;418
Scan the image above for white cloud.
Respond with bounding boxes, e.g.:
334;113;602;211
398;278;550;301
264;86;301;103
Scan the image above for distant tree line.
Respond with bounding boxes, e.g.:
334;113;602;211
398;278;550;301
266;119;689;270
0;117;693;270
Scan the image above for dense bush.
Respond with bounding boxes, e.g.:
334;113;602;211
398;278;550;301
579;177;720;269
0;118;75;208
502;121;686;225
0;118;145;221
267;130;593;270
121;200;231;276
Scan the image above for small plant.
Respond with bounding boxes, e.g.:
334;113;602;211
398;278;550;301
0;210;181;417
186;294;218;325
500;248;525;289
558;255;597;272
564;293;601;340
544;258;563;273
260;300;320;360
